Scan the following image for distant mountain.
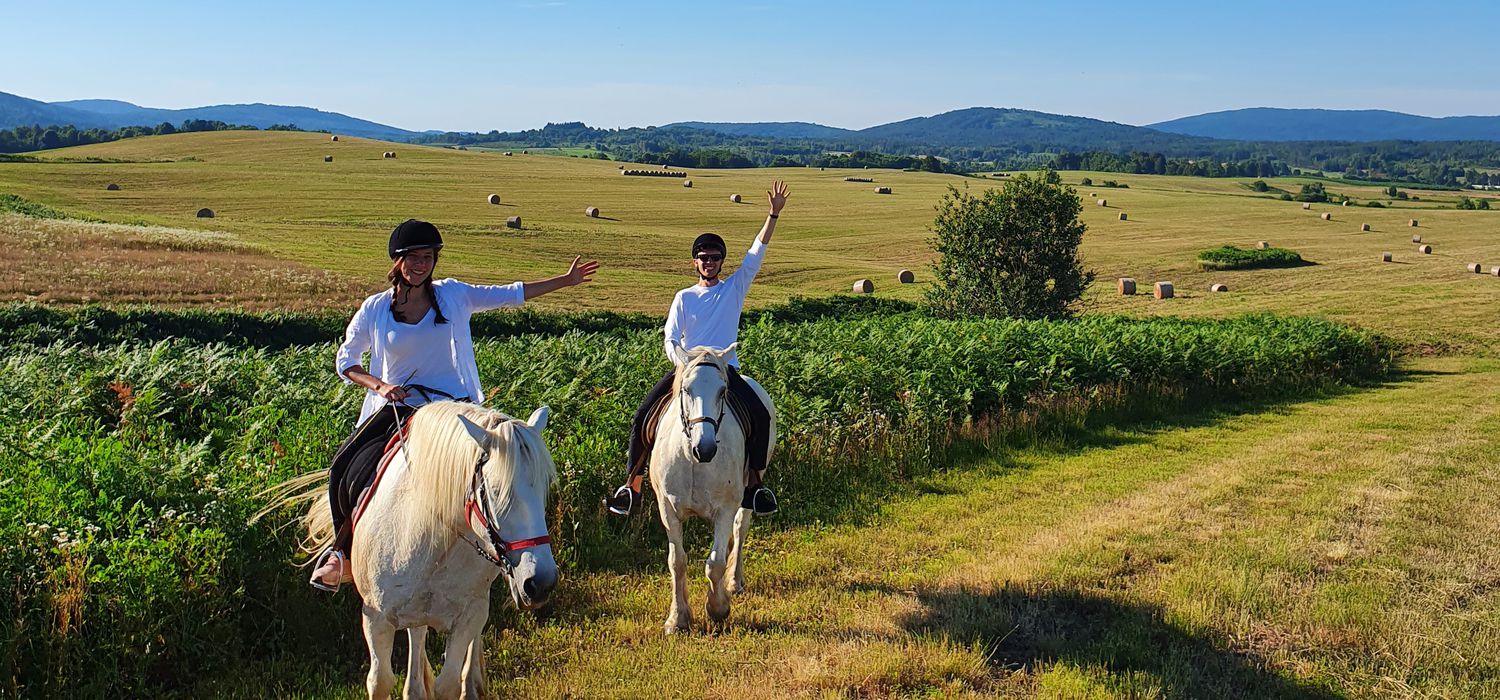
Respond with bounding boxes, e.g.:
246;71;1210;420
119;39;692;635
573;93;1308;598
855;107;1212;150
661;121;857;139
1150;108;1500;142
0;92;117;130
1;91;418;140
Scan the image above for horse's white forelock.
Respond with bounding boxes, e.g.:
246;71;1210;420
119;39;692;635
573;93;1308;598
672;346;730;395
399;401;557;554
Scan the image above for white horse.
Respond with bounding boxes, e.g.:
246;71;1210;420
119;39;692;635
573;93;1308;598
272;401;558;700
651;343;776;634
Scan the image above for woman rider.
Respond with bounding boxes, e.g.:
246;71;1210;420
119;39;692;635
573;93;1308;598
311;218;598;592
604;181;788;518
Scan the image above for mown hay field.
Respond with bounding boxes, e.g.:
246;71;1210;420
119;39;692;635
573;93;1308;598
2;130;1498;350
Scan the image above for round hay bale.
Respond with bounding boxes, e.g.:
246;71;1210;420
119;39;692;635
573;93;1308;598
875;186;892;194
1090;192;1097;198
852;279;874;294
1118;212;1128;221
505;216;521;229
522;150;528;154
324;155;333;162
330;135;339;141
1409;219;1419;227
898;269;915;284
585;206;600;218
1359;223;1370;231
1209;283;1228;293
1097;198;1108;207
383;151;395;158
1419;244;1433;254
105;183;120;191
1257;241;1270;250
1342;201;1350;207
1467;262;1483;274
196;208;215;218
1153;281;1174;300
683;179;692;188
1117;277;1136;295
730;194;741;203
1412;234;1422;243
1382;252;1393;263
1491;266;1500;277
1321;212;1332;220
1302;203;1311;210
503;151;513;156
488;194;501;205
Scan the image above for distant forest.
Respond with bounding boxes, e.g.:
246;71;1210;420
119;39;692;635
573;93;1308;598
0;121;306;154
414;121;1500;187
4;118;1496;188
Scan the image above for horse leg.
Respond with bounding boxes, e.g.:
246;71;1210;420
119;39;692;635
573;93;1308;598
725;506;751;595
361;607;398;700
705;509;736;624
434;604;487;700
659;500;693;634
404;626;434;700
461;632;487;700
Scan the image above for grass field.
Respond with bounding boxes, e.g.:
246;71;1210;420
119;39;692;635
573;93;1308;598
2;130;1497;351
5;131;1500;698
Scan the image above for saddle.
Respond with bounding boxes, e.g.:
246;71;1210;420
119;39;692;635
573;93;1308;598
351;421;410;531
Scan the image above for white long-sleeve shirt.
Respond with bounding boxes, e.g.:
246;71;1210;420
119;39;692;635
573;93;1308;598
663;238;767;368
335;278;525;424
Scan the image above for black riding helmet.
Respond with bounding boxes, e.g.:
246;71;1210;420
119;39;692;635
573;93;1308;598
389;219;444;258
691;232;726;257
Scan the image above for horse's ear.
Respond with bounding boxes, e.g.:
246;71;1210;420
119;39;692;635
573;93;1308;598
669;342;690;369
455;414;488;448
721;342;738;359
526;405;550;432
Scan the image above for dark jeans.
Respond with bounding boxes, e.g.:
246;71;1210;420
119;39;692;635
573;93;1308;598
626;366;772;480
327;404;415;553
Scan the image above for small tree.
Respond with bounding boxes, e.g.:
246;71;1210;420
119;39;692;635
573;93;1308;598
926;171;1093;320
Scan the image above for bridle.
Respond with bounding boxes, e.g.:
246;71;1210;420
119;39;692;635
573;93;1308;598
463;444;550;574
678;358;728;442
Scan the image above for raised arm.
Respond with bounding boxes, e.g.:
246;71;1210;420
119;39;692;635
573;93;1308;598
757;180;790;245
523;255;600;300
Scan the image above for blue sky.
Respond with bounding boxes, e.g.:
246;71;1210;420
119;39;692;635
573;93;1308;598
6;0;1497;132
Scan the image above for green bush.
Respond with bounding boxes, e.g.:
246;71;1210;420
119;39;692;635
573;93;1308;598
0;308;1389;696
1197;245;1307;270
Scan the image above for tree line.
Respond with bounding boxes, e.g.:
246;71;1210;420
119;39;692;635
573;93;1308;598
0;121;304;153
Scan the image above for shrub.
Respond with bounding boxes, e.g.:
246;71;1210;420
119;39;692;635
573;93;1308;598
1251;180;1269;192
926;172;1093;320
1197;245;1307;270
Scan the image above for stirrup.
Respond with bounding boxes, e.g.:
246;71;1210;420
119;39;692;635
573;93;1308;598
309;547;346;593
604;485;639;516
743;486;779;516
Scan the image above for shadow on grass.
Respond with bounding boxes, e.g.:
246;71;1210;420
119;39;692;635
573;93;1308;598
858;581;1344;700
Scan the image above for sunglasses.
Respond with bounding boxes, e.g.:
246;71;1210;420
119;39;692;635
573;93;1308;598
694;254;725;263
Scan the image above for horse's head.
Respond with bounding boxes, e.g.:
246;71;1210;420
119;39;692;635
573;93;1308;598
671;343;734;464
455;406;558;610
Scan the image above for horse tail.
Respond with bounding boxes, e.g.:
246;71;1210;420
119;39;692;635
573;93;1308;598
250;469;335;566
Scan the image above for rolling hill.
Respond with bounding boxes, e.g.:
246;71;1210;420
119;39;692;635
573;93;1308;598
1150;108;1500;142
0;91;418;140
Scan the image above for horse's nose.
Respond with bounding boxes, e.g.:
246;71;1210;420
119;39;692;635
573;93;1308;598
522;568;557;606
692;441;718;463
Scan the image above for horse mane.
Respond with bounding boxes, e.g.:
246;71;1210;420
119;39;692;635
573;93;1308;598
398;401;557;555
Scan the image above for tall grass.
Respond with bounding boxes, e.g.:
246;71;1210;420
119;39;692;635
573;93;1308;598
0;309;1390;697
